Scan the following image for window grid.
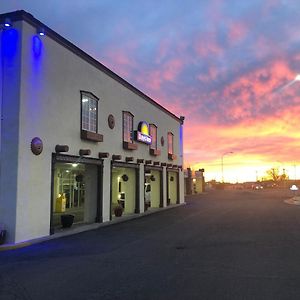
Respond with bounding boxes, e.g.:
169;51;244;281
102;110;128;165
168;132;173;154
150;124;157;150
123;112;133;143
81;94;98;133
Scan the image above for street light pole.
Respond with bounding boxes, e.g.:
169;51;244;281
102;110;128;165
221;151;233;183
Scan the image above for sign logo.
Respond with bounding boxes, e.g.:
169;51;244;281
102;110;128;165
135;121;152;145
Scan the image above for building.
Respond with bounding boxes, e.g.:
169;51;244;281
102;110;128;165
0;10;184;245
184;168;205;195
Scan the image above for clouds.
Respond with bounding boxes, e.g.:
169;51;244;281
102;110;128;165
1;0;300;181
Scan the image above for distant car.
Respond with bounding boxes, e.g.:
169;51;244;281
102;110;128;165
254;185;263;190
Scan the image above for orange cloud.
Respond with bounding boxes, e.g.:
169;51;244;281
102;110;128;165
184;103;300;182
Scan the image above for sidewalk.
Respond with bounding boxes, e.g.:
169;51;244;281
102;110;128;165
0;202;186;251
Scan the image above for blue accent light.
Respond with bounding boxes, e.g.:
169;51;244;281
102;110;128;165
179;124;184;157
4;23;11;27
32;36;43;57
2;29;18;59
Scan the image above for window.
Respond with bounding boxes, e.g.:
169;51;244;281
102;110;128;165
123;111;133;143
168;132;173;154
167;132;176;160
81;92;98;133
149;124;161;156
80;91;103;142
149;124;157;150
123;111;137;150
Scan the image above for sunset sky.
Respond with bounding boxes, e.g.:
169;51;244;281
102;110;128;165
1;1;300;183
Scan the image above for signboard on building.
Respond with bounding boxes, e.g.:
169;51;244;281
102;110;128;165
134;121;152;145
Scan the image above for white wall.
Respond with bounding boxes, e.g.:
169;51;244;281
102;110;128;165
0;22;23;243
102;158;111;222
4;19;183;243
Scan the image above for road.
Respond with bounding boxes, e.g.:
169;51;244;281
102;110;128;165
1;189;300;300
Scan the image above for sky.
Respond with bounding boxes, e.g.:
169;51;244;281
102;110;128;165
1;0;300;183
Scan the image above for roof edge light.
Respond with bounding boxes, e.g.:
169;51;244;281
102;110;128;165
3;17;12;27
37;27;45;36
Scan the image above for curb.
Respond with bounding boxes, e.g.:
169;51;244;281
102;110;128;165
0;202;186;252
0;242;32;251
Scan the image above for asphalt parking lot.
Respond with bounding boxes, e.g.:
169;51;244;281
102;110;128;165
1;189;300;300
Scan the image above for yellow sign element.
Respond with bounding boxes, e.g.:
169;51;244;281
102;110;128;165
140;122;149;135
55;193;66;212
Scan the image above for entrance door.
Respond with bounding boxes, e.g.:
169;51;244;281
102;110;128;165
111;166;137;216
144;169;161;209
51;160;100;231
168;171;178;205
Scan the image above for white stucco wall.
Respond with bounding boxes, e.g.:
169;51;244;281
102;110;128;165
2;18;183;243
0;22;23;243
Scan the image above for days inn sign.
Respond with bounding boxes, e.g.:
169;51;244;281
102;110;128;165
134;121;152;145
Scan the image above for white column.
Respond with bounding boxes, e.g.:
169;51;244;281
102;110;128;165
162;166;167;207
139;163;145;213
179;169;185;204
102;159;111;222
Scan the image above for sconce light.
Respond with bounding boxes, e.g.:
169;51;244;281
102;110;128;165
3;18;12;28
37;27;45;36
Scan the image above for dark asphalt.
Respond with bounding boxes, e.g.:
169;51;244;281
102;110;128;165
1;189;300;300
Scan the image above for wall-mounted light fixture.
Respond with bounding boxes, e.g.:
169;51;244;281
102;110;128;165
37;27;45;36
4;18;12;28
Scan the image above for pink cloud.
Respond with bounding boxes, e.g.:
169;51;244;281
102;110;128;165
194;32;223;57
228;21;248;44
162;59;184;81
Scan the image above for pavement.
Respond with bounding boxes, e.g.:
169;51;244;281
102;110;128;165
1;189;300;300
0;203;185;251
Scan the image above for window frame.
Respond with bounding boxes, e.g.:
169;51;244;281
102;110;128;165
167;132;174;155
80;91;103;142
149;124;157;150
122;111;134;143
149;123;161;156
122;111;138;150
167;132;176;160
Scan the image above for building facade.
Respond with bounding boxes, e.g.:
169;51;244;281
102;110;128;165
0;10;184;245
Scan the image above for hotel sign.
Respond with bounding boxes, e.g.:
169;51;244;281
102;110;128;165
135;121;152;145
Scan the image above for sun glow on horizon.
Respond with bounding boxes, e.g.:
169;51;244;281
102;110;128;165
191;156;300;183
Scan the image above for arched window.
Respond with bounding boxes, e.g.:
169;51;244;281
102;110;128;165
149;124;157;150
167;132;174;155
123;111;134;143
